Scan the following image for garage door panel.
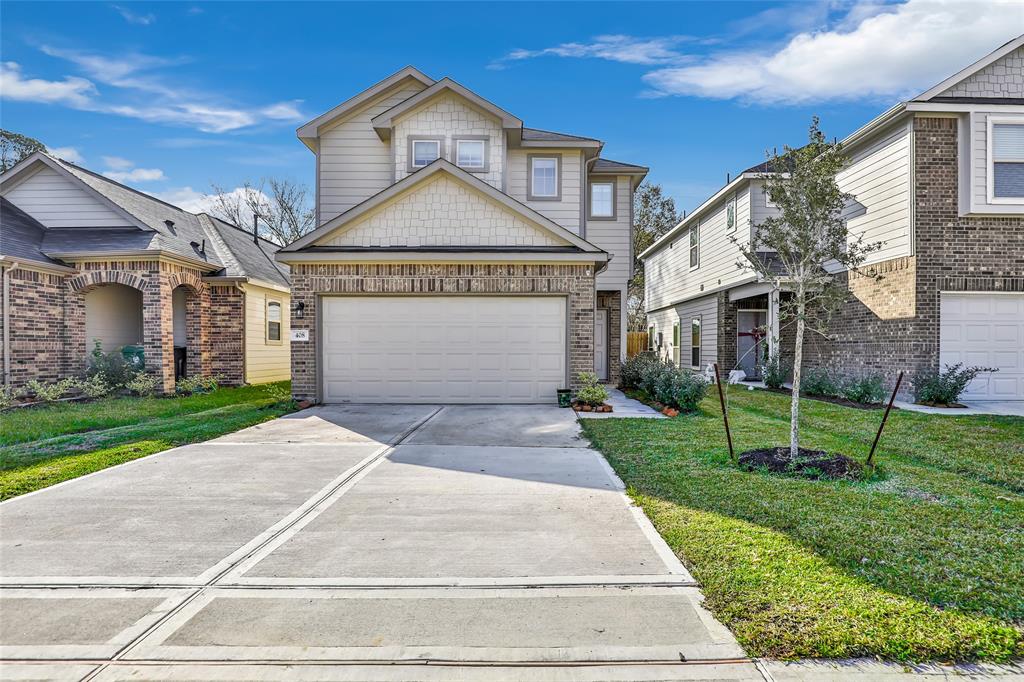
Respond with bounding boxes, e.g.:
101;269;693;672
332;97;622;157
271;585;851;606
940;293;1024;401
321;296;567;403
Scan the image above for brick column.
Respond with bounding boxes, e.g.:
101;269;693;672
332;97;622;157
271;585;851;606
143;275;175;394
184;287;211;377
208;284;245;385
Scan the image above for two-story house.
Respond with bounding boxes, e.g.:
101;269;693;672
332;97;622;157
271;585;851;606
276;67;647;404
642;36;1024;402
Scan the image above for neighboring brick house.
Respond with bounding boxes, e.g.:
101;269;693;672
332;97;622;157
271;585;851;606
276;68;647;403
642;37;1024;402
0;152;292;394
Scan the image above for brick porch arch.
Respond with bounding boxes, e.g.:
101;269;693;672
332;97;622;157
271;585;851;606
68;270;149;294
168;272;211;378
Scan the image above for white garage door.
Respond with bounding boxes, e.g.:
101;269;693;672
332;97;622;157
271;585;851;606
321;296;566;403
940;293;1024;401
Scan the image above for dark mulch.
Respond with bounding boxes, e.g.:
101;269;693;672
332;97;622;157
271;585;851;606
760;387;883;411
738;446;864;480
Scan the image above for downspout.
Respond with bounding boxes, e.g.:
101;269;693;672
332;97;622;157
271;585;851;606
2;262;18;386
234;282;247;385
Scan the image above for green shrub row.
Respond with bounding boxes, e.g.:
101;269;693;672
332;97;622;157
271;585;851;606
620;352;709;413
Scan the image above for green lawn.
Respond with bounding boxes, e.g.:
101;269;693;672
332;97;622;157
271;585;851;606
580;388;1023;662
0;382;296;500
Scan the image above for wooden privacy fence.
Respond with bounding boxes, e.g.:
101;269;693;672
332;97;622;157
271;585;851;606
626;332;648;358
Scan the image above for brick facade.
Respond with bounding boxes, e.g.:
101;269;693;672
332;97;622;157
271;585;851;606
1;259;246;393
288;262;596;402
596;290;622;385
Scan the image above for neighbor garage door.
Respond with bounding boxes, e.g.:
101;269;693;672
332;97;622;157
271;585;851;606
321;296;566;403
940;292;1024;401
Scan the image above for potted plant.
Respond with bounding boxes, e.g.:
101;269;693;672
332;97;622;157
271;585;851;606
573;372;612;412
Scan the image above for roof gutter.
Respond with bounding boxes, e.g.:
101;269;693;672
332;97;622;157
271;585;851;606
47;249;220;272
203;275;290;294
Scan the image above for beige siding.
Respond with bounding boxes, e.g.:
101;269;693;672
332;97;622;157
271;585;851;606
647;293;718;370
2;166;134;228
507;149;582;234
84;284;143;352
645;183;753;312
940;46;1024;98
589;175;632;288
244;284;291;384
968;110;1024;214
317;80;427;223
838;122;912;264
320;174;566;248
393;94;504;189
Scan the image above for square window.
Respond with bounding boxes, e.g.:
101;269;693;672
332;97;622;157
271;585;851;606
530;157;559;198
590;182;614;218
456;139;486;169
412;139;440;168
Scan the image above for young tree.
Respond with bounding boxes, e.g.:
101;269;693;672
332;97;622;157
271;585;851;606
630;182;681;330
206;178;315;245
1;129;46;172
737;118;880;458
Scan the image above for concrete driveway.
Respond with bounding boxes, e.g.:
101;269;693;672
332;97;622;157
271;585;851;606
0;403;753;681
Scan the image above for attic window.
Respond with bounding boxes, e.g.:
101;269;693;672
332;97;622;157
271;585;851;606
455;138;487;171
411;138;441;169
991;120;1024;201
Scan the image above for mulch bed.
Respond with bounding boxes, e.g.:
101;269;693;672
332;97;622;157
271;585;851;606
738;446;864;481
760;386;883;411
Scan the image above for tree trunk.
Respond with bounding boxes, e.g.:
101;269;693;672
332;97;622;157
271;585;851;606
790;295;805;459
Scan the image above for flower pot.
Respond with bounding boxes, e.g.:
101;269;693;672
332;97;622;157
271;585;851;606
557;388;572;408
580;404;593;412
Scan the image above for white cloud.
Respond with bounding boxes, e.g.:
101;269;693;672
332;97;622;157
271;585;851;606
3;47;305;133
103;167;166;183
154;186;208;212
46;146;84;163
0;61;95;106
112;4;155;25
642;0;1024;104
491;35;697;69
155;185;272;226
101;155;133;169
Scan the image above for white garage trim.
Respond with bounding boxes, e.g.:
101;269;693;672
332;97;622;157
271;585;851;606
317;294;570;404
939;291;1024;401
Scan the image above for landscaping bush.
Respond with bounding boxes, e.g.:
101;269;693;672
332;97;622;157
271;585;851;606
125;371;159;397
913;363;998;406
175;374;222;396
78;374;112;399
0;384;18;410
841;374;886;405
760;351;788;389
23;378;78;403
801;367;841;398
620;351;659;390
654;368;708;413
575;371;609;407
85;340;135;389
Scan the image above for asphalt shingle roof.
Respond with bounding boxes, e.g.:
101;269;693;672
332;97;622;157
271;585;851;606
592;158;649;174
521;127;601;143
0;197;66;267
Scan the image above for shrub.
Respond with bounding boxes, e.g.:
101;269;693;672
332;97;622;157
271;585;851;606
801;367;841;398
913;363;998;405
78;374;112;399
0;384;19;410
620;352;659;390
841;374;886;405
575;371;609;406
656;369;709;413
125;371;159;397
86;340;135;388
175;374;222;396
23;378;78;402
761;351;788;389
639;357;674;398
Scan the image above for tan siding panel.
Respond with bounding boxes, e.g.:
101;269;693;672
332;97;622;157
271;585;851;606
3;167;135;228
244;284;291;384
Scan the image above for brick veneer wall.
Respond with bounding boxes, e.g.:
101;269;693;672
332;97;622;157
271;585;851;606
288;262;596;402
2;259;246;393
596;290;622;385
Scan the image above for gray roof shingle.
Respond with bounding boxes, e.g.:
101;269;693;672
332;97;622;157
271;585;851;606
592;158;649;174
521;127;601;143
0;197;66;267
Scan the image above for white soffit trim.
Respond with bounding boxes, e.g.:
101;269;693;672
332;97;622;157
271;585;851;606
276;250;608;264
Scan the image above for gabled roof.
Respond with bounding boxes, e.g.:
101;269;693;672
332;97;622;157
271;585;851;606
0;197;70;269
520;127;603;149
0;152;289;286
297;66;434;145
915;34;1024;102
370;77;522;140
280;158;605;256
592;158;649;177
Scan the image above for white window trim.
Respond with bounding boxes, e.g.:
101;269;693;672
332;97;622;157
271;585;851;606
528;155;561;201
266;297;283;345
588;179;616;219
689;223;700;270
986;115;1024;205
410;138;442;170
454;137;488;172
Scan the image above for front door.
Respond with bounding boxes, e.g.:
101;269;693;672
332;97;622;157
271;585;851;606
737;310;767;379
594;309;608;381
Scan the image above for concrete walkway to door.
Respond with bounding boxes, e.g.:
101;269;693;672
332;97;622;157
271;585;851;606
1;402;755;681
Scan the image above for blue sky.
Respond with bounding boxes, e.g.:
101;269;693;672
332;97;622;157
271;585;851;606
2;1;1020;215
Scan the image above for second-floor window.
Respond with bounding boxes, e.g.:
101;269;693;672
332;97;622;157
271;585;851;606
411;139;441;169
991;120;1024;201
589;180;615;219
455;138;487;171
529;156;560;200
689;223;699;269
